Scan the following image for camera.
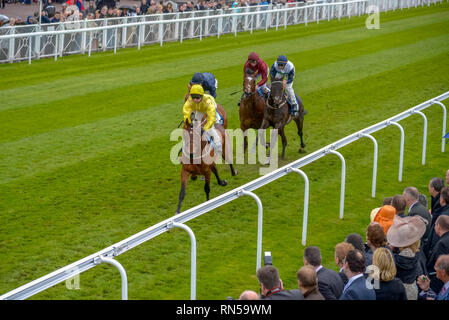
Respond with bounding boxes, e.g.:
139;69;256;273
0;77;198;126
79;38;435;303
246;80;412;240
263;251;272;266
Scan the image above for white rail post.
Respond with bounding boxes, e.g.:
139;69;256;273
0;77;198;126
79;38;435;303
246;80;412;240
98;257;128;300
412;110;428;165
289;168;310;246
328;149;346;219
239;190;263;272
114;28;118;54
88;31;92;57
28;36;32;64
169;222;197;300
430;100;447;153
388;121;405;182
361;133;378;198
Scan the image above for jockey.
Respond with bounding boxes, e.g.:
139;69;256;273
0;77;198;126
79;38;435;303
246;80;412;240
188;72;218;99
270;55;299;117
238;52;269;106
183;84;222;152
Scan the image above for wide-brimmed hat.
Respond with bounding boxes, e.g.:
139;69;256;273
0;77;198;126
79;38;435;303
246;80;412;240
370;207;380;222
387;215;427;248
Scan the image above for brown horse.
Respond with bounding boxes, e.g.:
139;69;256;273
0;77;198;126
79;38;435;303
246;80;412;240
176;109;237;214
239;69;266;152
259;80;306;161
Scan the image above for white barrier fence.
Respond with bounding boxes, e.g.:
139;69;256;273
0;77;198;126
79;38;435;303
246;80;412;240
1;91;447;300
0;0;443;63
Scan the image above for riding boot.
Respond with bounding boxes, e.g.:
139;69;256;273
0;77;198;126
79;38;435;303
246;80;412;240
290;104;299;117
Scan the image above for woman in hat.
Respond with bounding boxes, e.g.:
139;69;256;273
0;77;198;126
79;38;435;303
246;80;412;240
369;247;407;300
387;215;427;300
373;205;396;234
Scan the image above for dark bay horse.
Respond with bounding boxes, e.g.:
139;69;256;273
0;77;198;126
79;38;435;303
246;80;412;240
176;110;237;214
259;80;306;161
239;69;265;152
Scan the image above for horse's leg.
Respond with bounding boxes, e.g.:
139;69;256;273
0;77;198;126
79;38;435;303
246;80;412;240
294;112;306;153
258;119;270;149
211;163;227;186
278;125;287;160
176;168;189;214
204;169;211;201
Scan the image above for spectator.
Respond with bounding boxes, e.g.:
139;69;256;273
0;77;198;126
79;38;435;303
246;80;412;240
382;196;393;206
44;0;56;18
387;215;427;300
303;246;344;300
373;205;396;234
365;222;388;266
185;1;194;11
1;0;5;9
446;169;449;185
296;265;325;300
426;215;449;293
429;177;445;216
140;0;149;14
419;194;428;209
426;187;449;259
392;194;407;218
369;247;407;300
239;290;260;300
84;1;96;17
417;254;449;300
51;11;61;22
256;265;304;300
345;233;365;252
99;5;108;18
335;242;355;285
403;187;432;243
340;249;376;300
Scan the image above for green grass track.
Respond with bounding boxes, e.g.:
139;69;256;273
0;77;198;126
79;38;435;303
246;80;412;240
0;3;449;299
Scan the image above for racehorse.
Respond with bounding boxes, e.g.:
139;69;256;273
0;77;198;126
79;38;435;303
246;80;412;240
259;80;306;161
239;69;266;152
176;109;237;214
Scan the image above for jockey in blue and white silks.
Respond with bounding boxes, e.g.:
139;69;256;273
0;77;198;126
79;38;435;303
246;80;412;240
270;55;299;116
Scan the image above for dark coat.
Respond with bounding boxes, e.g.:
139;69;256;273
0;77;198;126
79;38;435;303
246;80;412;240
303;287;325;300
339;275;376;300
339;269;349;286
427;231;449;293
374;278;408;300
317;267;344;300
261;289;304;300
408;202;432;242
425;204;449;259
394;251;423;284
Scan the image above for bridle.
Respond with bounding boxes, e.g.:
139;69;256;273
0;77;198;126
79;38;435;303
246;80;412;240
266;80;287;110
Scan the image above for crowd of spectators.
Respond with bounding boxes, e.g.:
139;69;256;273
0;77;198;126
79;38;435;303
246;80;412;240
232;169;449;300
0;0;308;26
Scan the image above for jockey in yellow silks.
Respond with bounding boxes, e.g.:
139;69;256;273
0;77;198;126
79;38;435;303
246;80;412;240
183;84;222;151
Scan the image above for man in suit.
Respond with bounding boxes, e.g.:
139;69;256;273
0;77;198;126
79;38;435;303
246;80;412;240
256;265;304;300
303;246;344;300
418;254;449;300
403;187;432;245
334;242;355;285
426;215;449;293
340;249;376;300
426;186;449;259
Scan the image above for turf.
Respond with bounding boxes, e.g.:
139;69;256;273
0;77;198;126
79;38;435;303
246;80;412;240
0;3;449;299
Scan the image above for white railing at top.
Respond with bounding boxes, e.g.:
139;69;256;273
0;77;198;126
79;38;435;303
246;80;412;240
0;0;443;64
1;91;447;300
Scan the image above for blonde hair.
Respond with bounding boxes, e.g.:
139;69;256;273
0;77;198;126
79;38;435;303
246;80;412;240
400;239;421;254
372;248;396;282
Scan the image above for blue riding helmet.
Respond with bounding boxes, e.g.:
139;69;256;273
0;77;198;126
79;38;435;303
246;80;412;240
276;55;288;64
190;72;204;85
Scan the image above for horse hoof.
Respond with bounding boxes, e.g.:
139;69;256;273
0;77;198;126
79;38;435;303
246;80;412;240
299;148;306;153
191;175;198;181
265;143;270;149
232;169;238;176
220;180;227;186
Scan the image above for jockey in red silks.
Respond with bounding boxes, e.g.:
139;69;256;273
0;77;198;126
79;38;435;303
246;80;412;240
238;52;269;106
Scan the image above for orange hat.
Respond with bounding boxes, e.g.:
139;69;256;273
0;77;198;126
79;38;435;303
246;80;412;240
374;205;396;234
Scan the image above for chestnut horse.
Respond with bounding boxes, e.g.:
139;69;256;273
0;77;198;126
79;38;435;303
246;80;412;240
259;80;306;161
176;108;237;214
239;69;266;152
